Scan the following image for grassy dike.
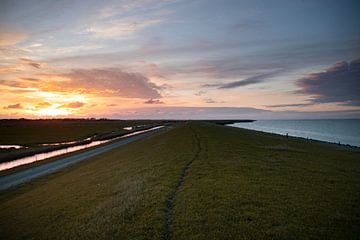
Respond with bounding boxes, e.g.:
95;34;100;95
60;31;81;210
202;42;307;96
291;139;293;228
0;122;359;239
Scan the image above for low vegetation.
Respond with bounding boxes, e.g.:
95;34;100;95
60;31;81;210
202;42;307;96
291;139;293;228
0;119;171;163
0;119;165;145
0;122;359;239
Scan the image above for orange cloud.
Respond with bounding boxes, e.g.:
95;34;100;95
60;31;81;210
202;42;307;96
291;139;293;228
37;102;52;107
3;103;23;109
58;68;162;98
19;77;41;82
20;58;42;69
0;80;31;88
59;101;85;108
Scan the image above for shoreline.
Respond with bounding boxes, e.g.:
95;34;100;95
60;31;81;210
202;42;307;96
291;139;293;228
225;124;360;149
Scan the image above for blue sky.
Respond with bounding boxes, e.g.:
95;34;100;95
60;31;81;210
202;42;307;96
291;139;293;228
0;0;359;118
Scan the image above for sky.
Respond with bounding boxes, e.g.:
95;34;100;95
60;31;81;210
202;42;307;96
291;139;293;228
0;0;359;119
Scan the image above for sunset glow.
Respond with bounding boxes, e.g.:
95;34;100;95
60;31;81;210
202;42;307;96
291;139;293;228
36;106;70;117
0;0;359;119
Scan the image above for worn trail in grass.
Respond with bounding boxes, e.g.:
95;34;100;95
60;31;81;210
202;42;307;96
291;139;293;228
164;126;202;240
0;122;359;240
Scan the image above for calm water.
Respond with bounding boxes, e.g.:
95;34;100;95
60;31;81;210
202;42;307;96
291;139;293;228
229;119;360;147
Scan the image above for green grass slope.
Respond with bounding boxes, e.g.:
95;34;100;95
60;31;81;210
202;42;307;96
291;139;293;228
0;122;359;239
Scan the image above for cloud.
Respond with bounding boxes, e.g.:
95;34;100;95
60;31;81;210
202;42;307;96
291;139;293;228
296;58;360;106
203;98;218;104
98;0;177;19
85;18;160;39
0;80;30;88
2;67;162;99
37;102;52;107
107;104;117;107
49;37;359;79
195;90;207;96
59;68;162;99
144;99;164;104
0;46;28;62
20;77;41;82
3;88;37;94
203;70;283;89
3;103;23;109
59;101;85;108
139;37;360;83
203;98;225;104
20;58;42;69
218;77;262;89
266;103;313;108
51;44;105;55
0;32;28;46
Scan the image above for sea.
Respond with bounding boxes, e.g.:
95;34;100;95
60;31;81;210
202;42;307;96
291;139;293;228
228;119;360;147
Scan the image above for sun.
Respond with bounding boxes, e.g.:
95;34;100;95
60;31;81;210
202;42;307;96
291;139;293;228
37;105;70;117
27;91;88;117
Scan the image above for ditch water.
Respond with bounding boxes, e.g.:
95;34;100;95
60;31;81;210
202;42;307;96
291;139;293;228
0;145;25;149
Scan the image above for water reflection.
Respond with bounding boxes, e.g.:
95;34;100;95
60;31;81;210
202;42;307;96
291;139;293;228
0;145;25;149
0;126;164;171
39;140;79;146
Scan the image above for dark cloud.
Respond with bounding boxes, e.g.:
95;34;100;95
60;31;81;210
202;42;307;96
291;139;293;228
20;77;41;81
59;101;84;108
60;68;162;99
3;103;23;109
204;98;216;103
203;70;283;89
144;99;164;104
107;104;117;107
0;80;29;88
266;103;313;108
296;58;360;106
28;62;41;69
195;90;207;96
204;98;224;104
20;58;41;69
218;75;264;89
